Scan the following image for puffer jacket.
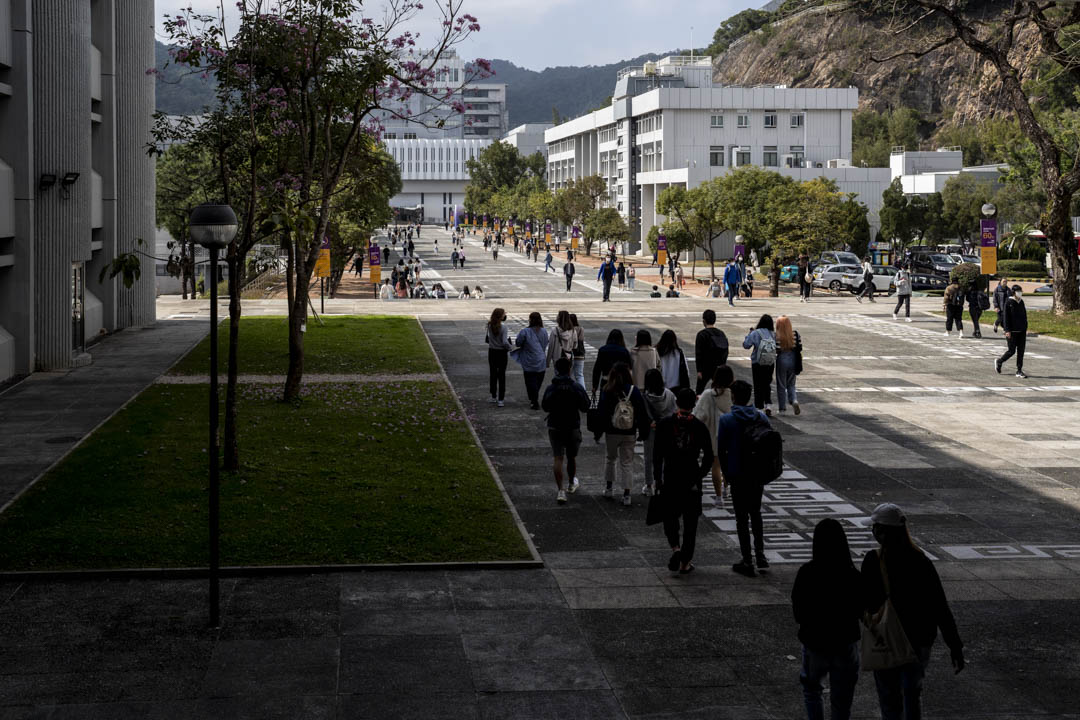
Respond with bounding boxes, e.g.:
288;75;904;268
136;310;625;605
629;346;660;388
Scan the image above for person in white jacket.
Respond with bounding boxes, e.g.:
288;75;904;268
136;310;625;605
545;311;577;368
693;364;734;505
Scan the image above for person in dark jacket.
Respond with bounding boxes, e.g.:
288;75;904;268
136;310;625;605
594;362;650;506
996;285;1028;378
716;380;773;576
563;260;575;292
597;258;617;301
653;388;713;575
863;503;965;720
591;329;631;396
793;518;863;720
542;357;591;504
992;277;1012;333
965;284;985;338
695;309;730;394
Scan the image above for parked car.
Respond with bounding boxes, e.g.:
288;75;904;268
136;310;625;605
840;265;897;295
910;273;948;291
779;265;799;283
812;264;861;291
910;252;958;276
818;250;861;267
961;254;980;265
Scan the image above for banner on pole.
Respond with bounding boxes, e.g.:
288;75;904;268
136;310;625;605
314;236;331;278
571;224;580;250
544;221;552;246
657;232;668;267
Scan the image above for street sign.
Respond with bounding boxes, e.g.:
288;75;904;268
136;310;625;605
981;246;997;275
980;218;998;247
545;221;552;246
657;232;668;267
571;224;580;251
980;219;998;275
314;237;331;278
368;243;381;284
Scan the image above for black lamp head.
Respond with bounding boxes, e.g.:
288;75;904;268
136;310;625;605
189;203;239;249
38;173;57;191
61;172;80;186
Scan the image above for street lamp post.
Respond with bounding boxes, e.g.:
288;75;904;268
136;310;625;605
188;203;239;628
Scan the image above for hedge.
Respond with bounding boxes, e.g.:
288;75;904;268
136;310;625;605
996;259;1046;276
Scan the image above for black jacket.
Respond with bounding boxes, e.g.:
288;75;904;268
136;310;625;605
652;413;713;492
862;547;963;653
993;283;1011;311
591;344;632;392
595;383;650;439
792;561;864;653
1002;296;1027;333
694;328;729;377
541;375;591;430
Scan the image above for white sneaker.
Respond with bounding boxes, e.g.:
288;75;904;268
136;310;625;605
641;484;654;496
568;477;580;494
603;485;613;498
489;396;498;404
557;490;567;504
622;494;632;506
958;331;964;338
905;317;912;322
892;313;898;320
497;400;504;407
778;407;787;414
944;331;950;337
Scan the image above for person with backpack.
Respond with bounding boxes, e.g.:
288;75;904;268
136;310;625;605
591;329;632;397
513;312;550;410
792;518;864;720
545;310;577;369
992;277;1012;333
996;284;1028;378
892;263;913;322
862;503;965;720
458;248;466;269
630;330;661;390
855;256;876;303
627;264;636;291
568;314;587;390
544;249;554;273
593;362;650;506
693;364;734;507
451;248;460;270
542;357;592;504
694;310;729;394
597;257;617;301
943;279;965;337
797;253;812;302
967;282;988;339
617;262;627;292
723;259;742;306
774;315;802;416
485;308;511;407
642;368;677;497
743;314;777;415
653;387;714;575
717;380;780;576
563;260;575;292
656;329;690;392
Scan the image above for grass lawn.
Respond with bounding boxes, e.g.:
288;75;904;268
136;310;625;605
944;309;1080;342
169;315;439;375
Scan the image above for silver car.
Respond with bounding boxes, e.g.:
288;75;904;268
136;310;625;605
840;265;897;295
813;264;861;291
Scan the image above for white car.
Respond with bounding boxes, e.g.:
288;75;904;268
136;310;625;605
840;265;897;295
812;264;861;291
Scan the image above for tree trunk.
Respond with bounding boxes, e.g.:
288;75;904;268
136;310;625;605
283;271;307;402
1045;188;1080;315
769;262;780;297
223;246;243;472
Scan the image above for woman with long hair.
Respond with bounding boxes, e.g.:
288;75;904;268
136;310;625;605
513;312;549;410
792;519;864;720
485;308;511;407
774;315;802;415
641;368;676;496
591;329;631;396
569;314;586;390
593;362;649;506
459;285;472;299
863;504;965;719
656;329;690;391
693;364;734;506
546;310;577;368
742;314;776;415
630;329;660;389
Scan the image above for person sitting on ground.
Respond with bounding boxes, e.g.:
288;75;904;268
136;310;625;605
431;282;446;299
472;285;485;300
665;284;680;298
541;357;591;505
412;282;428;299
649;285;663;298
395;278;409;298
459;285;472;299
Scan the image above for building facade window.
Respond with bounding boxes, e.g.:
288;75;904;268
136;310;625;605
617;168;624;178
736;147;751;166
617;152;624;163
790;113;804;128
763;146;778;167
404;132;417;139
764;112;777;129
710;114;724;128
617;201;624;211
737;114;749;129
790;145;805;166
384;132;397;139
709;146;724;167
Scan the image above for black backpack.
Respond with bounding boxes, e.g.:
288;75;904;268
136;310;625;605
977;291;990;311
740;416;783;484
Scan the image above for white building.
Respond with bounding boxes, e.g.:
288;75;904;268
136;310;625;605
371;51;508;141
544;55;891;256
384;138;492;224
502;123;553;159
891;147;1007;196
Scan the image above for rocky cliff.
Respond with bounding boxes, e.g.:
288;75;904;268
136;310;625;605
713;1;1043;133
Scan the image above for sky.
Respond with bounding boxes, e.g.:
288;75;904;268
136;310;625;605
154;0;763;70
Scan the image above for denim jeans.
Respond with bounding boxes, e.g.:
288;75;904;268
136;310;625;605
731;479;764;561
572;358;586;390
628;277;635;291
801;643;860;720
873;645;932;720
775;352;798;412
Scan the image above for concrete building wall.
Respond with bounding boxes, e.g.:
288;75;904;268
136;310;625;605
502;123;553;159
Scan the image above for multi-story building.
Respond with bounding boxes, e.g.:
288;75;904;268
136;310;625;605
384;138;491;224
501;123;554;160
373;51;509;141
544;55;891;255
891;147;1007;196
0;0;156;383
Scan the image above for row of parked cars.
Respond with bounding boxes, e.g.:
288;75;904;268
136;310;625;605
780;248;971;296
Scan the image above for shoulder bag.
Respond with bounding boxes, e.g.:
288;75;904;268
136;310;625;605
860;551;918;671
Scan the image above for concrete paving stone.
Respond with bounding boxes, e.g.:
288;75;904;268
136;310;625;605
0;622;103;650
194;695;337;720
0;669;203;706
668;583;788;608
227;575;340;617
26;701;200;720
339;656;474;695
461;630;595;663
989;579;1080;600
341;633;463;662
615;685;771;719
218;611;339;641
452;587;569;611
453;608;578;636
574;608;754;659
469;659;609;693
476;690;625;720
446;569;556;591
340;608;459;636
340;570;450;593
551;568;663;589
516;507;628;553
599;656;738;689
563;585;679;610
963;559;1078;580
339;692;480;720
201;638;339;698
940;580;1011;601
339;587;454;612
542;550;650;569
0;636;214;676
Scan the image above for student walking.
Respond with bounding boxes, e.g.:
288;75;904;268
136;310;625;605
627;264;636;291
774;315;802;416
892;264;912;321
792;518;864;720
591;329;632;396
569;314;587;390
693;365;734;506
544;250;554;273
629;330;660;390
458;249;466;269
597;257;617;301
545;311;577;370
593;362;650;506
996;285;1028;378
513;312;549;410
863;503;965;720
723;260;742;306
485;308;511;407
797;253;812;302
856;257;876;303
451;248;460;269
694;309;729;394
542;357;591;504
642;369;677;497
656;329;690;391
992;277;1012;333
653;388;714;575
617;262;627;291
492;245;498;262
743;314;777;415
717;380;774;576
943;279;964;337
564;260;575;292
967;283;987;338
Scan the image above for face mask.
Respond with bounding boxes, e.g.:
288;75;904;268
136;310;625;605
1014;291;1023;299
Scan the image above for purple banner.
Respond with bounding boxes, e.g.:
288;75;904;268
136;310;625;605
980;219;998;248
368;244;381;266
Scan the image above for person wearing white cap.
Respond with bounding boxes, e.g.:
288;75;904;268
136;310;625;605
863;503;965;720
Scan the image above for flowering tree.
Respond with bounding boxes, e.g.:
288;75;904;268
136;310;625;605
157;0;486;467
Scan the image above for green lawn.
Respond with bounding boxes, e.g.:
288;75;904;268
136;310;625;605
947;309;1080;342
169;315;439;375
